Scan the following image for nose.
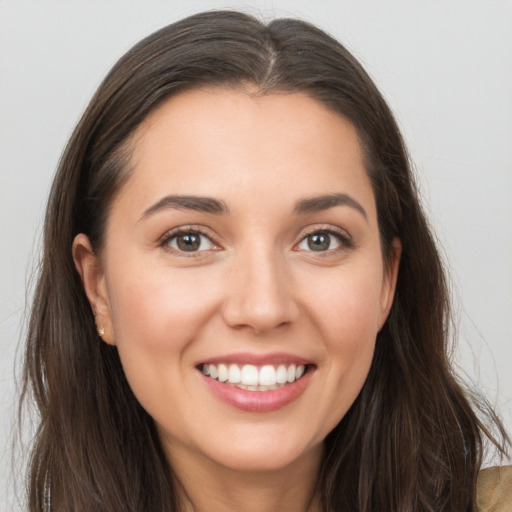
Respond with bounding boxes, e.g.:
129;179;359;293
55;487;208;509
221;247;299;335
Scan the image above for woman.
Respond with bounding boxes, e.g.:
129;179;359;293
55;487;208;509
21;10;510;512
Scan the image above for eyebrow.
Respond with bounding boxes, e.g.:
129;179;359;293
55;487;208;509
140;195;229;220
293;193;368;221
139;192;367;221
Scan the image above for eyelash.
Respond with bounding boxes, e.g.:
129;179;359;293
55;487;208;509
158;225;353;255
159;227;219;255
296;226;354;253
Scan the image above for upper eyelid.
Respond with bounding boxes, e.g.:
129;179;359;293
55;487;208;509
298;224;351;240
295;225;354;252
159;225;217;244
157;223;352;248
159;228;221;257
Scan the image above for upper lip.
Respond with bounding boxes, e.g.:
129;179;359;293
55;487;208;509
196;352;313;367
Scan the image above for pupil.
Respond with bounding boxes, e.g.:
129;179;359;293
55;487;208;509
308;233;330;251
177;233;200;251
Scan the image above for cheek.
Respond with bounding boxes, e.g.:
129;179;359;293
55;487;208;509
321;284;378;385
103;264;222;409
106;263;220;350
307;264;384;344
103;264;216;417
303;265;382;421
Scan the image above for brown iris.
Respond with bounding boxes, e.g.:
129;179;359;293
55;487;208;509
176;233;201;251
307;232;331;251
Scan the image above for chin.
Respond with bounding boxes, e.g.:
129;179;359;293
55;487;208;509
199;431;322;473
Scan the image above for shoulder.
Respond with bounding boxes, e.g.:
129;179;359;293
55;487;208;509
476;466;512;512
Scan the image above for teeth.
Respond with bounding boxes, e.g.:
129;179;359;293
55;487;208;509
201;362;307;389
224;383;282;392
276;365;288;384
217;363;228;382
228;364;241;383
287;364;296;383
240;364;259;385
208;364;218;379
258;365;276;386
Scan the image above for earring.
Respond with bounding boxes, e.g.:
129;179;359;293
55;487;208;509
97;327;105;336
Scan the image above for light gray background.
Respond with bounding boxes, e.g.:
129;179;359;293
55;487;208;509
1;0;511;508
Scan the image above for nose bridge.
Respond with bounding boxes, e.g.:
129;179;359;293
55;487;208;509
222;241;297;333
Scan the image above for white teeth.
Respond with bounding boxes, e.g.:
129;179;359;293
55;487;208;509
201;362;308;389
276;365;288;384
235;383;280;392
228;364;241;383
240;364;259;386
209;364;218;379
287;364;296;383
217;364;228;382
258;365;276;386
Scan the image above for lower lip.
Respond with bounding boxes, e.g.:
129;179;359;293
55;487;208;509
201;370;313;412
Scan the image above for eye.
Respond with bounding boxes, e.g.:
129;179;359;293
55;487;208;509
163;229;217;253
296;229;349;252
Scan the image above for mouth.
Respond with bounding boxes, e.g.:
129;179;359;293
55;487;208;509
196;356;315;412
199;362;309;391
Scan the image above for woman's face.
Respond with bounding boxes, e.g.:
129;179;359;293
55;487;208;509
75;88;399;475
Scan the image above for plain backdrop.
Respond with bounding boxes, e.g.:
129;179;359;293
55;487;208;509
1;0;511;508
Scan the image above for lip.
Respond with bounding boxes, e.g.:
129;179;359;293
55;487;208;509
197;352;311;367
199;364;314;413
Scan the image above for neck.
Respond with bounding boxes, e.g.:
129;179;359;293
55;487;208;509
167;444;323;512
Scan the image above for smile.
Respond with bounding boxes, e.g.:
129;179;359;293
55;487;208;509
200;363;306;391
198;357;315;412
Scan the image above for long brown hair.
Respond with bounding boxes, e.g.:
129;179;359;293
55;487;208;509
21;10;509;511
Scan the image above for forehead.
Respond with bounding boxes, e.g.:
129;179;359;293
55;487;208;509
116;87;376;221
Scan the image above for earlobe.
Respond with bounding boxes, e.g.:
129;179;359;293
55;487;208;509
378;238;402;329
72;234;115;345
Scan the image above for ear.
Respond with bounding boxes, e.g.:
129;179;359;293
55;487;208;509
378;237;402;330
72;233;115;345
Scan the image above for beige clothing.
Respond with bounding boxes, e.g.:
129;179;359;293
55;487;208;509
477;466;512;511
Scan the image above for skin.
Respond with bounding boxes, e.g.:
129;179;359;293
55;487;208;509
73;87;401;512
